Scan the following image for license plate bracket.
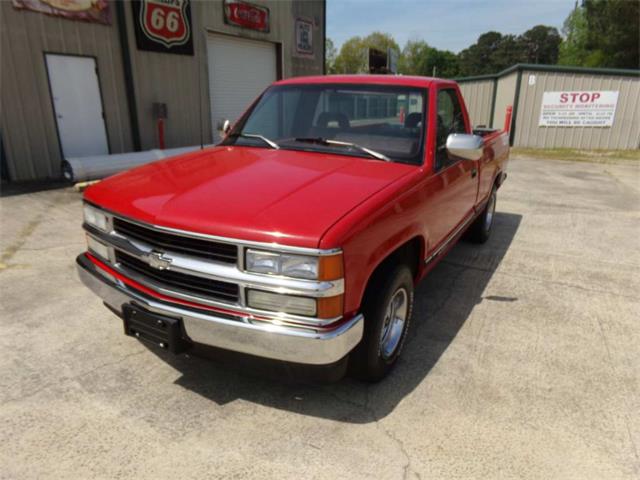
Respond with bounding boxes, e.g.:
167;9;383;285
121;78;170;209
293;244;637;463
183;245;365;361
122;304;190;354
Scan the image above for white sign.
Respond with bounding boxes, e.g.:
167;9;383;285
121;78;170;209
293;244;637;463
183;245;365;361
539;91;619;127
295;18;313;57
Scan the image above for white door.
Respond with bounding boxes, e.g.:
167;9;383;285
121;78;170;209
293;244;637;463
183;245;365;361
46;54;109;158
207;34;277;136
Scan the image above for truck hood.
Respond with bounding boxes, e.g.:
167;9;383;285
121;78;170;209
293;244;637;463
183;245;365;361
84;146;414;248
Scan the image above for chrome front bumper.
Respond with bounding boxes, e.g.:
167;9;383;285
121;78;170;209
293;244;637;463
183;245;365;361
76;254;364;365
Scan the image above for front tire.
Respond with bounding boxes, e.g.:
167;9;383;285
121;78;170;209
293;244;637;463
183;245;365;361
350;265;414;382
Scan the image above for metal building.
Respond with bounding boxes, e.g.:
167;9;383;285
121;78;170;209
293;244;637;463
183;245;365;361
1;0;325;183
457;64;640;149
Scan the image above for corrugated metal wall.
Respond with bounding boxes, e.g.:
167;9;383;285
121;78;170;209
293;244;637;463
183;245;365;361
125;0;325;151
0;0;133;181
492;71;518;130
458;79;494;127
514;70;640;149
456;66;640;148
0;0;324;181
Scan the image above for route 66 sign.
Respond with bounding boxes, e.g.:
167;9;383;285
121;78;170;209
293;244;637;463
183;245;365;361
131;0;194;55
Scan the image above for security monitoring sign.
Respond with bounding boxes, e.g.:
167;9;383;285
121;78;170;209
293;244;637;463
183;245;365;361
539;91;619;127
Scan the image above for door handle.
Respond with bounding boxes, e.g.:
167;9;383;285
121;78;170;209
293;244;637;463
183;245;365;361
471;168;478;178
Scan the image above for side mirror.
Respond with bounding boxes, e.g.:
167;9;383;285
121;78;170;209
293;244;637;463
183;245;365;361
446;133;484;161
217;119;231;139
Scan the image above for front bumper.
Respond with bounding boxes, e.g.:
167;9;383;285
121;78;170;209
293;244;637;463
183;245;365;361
76;254;363;365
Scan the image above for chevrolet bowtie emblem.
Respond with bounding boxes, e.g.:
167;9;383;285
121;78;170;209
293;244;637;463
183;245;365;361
146;251;172;270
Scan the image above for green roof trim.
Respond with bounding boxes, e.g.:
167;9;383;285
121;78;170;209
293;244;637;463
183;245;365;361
455;63;640;82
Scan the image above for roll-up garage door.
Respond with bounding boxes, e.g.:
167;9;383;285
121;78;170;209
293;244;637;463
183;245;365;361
207;33;277;137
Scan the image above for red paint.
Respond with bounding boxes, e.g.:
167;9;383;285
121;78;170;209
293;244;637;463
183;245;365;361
224;0;269;32
504;105;513;132
560;92;602;103
84;75;509;316
141;0;189;45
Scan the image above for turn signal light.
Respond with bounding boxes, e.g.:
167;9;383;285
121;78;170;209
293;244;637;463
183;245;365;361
318;254;343;281
317;295;344;319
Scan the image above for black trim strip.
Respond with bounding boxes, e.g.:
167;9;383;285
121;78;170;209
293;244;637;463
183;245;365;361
489;77;498;128
115;1;141;151
509;69;523;146
455;63;640;83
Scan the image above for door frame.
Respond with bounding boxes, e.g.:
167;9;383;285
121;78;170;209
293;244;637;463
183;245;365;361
203;30;283;139
204;29;283;80
43;52;111;161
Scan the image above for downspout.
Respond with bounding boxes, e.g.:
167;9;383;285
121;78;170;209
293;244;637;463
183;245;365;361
322;0;326;75
489;77;498;128
115;1;141;151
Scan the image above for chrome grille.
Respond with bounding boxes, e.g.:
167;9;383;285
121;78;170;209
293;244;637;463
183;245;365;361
115;251;239;303
113;217;237;264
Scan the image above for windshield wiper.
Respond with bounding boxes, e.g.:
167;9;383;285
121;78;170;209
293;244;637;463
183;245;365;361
290;137;390;162
228;132;279;149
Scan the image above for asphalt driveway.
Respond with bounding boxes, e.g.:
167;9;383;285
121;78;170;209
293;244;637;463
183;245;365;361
1;156;638;479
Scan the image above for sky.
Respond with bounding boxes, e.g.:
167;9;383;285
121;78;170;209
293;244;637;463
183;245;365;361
327;0;578;53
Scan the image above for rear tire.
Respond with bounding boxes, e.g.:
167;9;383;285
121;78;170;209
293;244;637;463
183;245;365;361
350;265;414;382
468;186;497;244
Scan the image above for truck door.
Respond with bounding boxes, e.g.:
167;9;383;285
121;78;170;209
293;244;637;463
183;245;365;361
426;88;479;249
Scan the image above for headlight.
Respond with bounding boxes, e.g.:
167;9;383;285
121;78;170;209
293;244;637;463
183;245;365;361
83;204;109;232
245;249;343;280
86;235;110;260
246;249;318;279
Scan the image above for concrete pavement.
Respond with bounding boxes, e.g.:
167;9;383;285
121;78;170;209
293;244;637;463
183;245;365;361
0;156;638;479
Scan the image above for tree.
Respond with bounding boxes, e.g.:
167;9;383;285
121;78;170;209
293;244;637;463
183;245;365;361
333;36;366;73
583;0;639;68
458;31;505;75
325;38;337;74
492;34;522;70
397;39;460;78
333;32;400;74
559;0;639;69
518;25;562;64
399;39;430;75
558;2;590;66
423;48;461;78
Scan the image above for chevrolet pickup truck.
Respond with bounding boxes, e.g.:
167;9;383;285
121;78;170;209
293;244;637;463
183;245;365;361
77;75;509;381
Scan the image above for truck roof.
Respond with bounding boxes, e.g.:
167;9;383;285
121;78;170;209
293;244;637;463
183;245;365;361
275;74;457;89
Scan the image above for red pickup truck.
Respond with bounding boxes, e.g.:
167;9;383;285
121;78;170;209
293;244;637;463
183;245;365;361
77;75;509;381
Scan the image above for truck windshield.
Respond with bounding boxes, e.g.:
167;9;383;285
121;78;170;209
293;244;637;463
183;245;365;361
222;84;428;164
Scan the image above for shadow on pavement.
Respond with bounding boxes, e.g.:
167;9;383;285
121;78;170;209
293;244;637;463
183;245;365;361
146;212;522;423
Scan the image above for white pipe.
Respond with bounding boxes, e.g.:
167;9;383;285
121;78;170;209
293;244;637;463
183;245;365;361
62;145;213;182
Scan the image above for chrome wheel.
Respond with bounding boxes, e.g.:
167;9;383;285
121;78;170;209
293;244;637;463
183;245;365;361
484;191;496;233
379;287;408;360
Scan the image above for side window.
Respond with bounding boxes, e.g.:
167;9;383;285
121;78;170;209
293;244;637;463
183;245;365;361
435;89;466;170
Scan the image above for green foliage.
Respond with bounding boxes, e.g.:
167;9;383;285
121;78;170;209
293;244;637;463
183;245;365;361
558;4;590;66
333;36;366;74
333;32;400;74
327;2;638;79
399;39;460;77
458;27;561;76
559;0;639;68
519;25;562;64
